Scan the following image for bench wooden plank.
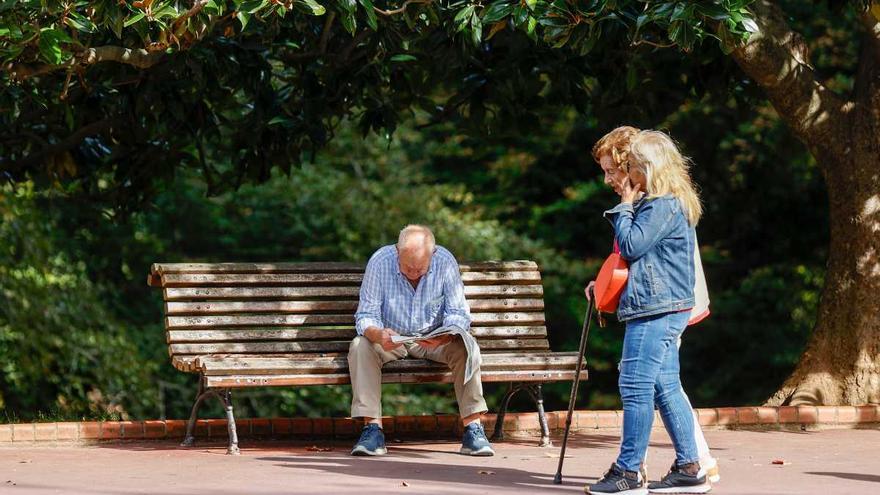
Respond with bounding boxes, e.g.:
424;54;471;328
152;261;538;275
196;352;582;375
160;271;540;287
165;300;359;314
166;325;547;343
165;311;545;329
163;284;544;300
161;273;364;287
205;369;587;387
169;338;549;355
164;298;544;315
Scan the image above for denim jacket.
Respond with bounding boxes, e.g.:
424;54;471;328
604;194;695;322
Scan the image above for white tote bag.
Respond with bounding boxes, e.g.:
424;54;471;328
688;234;710;326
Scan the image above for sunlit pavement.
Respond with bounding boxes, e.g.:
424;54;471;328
1;428;878;494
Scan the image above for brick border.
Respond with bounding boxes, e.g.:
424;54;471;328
1;406;877;444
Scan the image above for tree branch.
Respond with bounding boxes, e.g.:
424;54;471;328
4;118;118;172
728;0;852;159
173;0;211;31
374;0;433;16
280;13;338;63
320;12;337;53
7;46;166;81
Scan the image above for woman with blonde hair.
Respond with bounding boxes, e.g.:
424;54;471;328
585;129;712;495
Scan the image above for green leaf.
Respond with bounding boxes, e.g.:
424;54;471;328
390;54;417;62
525;0;537;11
742;17;758;33
240;0;268;14
267;116;290;125
340;11;356;34
124;13;145;28
470;13;482;46
38;28;68;65
526;15;536;36
514;5;528;26
293;0;326;15
111;12;124;38
717;21;735;54
337;0;357;13
205;0;222;13
455;5;474;24
359;0;378;30
237;11;251;30
482;1;514;24
64;14;97;33
153;4;180;19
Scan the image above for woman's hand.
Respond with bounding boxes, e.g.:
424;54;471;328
621;179;642;204
584;281;596;301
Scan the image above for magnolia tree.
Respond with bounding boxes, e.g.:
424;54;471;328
1;0;879;405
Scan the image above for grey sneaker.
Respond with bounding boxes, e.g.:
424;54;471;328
350;423;387;456
586;463;647;494
648;463;711;493
459;422;494;456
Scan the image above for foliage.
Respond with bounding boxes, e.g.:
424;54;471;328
0;0;860;419
0;183;158;421
1;0;759;213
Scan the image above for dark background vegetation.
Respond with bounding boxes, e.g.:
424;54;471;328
1;0;852;422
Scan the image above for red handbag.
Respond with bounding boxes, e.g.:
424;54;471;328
594;240;628;313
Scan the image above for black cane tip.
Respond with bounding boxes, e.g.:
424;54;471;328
553;473;562;484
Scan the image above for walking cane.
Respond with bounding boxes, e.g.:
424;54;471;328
553;286;596;485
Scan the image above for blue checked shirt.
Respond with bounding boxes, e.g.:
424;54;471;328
355;245;471;336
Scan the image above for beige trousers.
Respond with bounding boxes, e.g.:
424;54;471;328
348;335;488;419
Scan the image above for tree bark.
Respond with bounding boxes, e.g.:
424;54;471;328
729;1;880;405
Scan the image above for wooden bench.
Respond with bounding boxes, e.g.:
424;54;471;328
147;260;587;454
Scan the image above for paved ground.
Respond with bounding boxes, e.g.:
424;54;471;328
1;428;878;494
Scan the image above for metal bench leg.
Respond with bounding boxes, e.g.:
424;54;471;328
218;389;240;455
491;382;525;442
526;383;552;447
181;377;209;447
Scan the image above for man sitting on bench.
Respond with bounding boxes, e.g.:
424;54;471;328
348;224;494;457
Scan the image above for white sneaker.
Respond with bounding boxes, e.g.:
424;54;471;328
698;456;720;484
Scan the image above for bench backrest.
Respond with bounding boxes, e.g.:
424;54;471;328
148;261;547;372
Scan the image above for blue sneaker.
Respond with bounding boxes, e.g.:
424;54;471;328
350;424;387;456
459;422;495;456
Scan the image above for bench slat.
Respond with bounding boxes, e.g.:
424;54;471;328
197;352;581;375
169;338;549;355
152;261;537;275
205;369;587;387
164;298;544;315
163;284;544;301
165;311;545;329
160;271;540;287
166;325;547;343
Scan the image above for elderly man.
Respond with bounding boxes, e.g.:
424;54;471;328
348;224;493;457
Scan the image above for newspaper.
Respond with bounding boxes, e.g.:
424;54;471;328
391;325;482;384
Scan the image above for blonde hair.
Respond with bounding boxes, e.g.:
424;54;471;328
628;130;703;226
592;126;641;169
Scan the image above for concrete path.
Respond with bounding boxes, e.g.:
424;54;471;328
1;429;878;494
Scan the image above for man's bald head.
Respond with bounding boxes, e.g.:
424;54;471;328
397;225;436;283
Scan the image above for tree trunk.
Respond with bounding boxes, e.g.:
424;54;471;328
765;36;880;406
729;2;880;405
767;140;880;406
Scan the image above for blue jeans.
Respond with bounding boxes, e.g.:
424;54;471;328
615;311;699;472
